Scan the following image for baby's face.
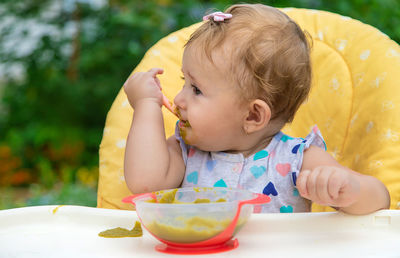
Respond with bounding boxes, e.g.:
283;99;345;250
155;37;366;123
174;46;248;152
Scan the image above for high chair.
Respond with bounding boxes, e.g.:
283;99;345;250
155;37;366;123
97;8;400;211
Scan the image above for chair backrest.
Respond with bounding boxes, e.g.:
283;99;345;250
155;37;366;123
97;8;400;211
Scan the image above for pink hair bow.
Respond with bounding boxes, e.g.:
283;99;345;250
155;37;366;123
203;11;232;22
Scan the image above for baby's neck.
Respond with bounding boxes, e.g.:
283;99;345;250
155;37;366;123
225;131;276;158
242;134;274;157
229;121;284;157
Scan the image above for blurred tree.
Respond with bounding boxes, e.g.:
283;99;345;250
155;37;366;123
0;0;233;188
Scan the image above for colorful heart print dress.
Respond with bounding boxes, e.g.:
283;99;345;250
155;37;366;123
176;123;326;213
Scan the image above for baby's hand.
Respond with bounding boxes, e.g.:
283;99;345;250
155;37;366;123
297;166;361;208
123;68;164;109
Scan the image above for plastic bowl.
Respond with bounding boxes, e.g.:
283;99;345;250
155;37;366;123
123;187;270;254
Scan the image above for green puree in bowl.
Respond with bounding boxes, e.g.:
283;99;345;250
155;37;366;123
147;217;234;243
145;188;245;243
149;188;227;204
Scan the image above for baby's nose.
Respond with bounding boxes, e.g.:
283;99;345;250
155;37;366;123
174;89;186;110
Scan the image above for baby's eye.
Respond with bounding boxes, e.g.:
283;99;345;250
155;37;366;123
191;85;202;95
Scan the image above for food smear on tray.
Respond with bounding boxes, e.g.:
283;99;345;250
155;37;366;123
98;221;143;238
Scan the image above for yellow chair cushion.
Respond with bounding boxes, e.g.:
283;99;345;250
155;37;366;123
97;8;400;211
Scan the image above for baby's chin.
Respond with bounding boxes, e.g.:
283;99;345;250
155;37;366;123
178;124;233;152
178;120;191;128
178;124;191;145
186;141;233;153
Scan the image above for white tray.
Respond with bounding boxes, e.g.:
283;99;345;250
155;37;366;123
0;205;399;257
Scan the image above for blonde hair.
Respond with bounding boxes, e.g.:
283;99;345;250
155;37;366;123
186;4;312;124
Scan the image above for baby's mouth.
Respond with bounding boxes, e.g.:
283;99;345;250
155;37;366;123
179;119;191;128
175;108;191;128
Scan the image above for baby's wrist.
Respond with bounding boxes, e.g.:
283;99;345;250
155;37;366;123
133;97;162;110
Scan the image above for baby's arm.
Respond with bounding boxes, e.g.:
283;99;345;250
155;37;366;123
123;68;185;194
297;146;390;214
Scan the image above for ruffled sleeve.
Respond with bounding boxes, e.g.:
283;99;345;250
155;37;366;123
174;121;188;164
292;125;327;179
303;125;326;151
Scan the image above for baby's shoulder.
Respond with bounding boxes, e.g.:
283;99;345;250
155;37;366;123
271;131;306;151
272;127;326;155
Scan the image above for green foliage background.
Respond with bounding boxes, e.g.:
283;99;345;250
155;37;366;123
0;0;399;209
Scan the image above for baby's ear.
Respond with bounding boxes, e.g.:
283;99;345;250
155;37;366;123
243;99;271;134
